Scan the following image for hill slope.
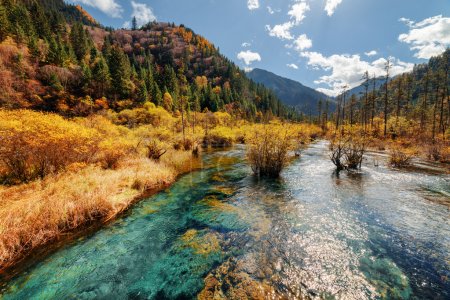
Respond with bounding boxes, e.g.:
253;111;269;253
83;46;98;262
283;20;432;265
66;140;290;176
0;0;296;120
247;68;334;114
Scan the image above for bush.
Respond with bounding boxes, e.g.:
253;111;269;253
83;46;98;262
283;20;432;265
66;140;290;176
0;110;99;183
203;126;234;147
98;137;135;169
147;140;167;161
389;148;413;167
246;125;294;177
426;141;449;163
329;129;368;170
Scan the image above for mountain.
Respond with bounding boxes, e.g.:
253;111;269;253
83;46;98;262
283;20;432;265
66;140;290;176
247;68;334;114
0;0;297;120
345;77;386;98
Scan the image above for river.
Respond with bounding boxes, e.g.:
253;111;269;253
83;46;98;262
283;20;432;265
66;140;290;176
0;141;449;299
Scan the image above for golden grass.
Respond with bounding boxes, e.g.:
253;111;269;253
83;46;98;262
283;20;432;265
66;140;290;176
0;152;194;271
0;107;325;272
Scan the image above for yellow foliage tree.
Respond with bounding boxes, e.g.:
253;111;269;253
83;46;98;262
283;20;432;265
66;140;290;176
0;110;100;182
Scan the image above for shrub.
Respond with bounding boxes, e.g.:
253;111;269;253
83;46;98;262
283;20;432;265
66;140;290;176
329;138;347;171
389;148;413;167
425;141;449;163
147;140;167;161
204;126;234;147
329;128;368;170
246;125;294;177
0;110;99;183
98;137;135;169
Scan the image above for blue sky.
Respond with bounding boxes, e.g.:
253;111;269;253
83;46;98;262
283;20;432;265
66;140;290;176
71;0;450;96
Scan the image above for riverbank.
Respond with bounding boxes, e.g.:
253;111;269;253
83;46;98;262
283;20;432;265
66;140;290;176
0;108;323;278
0;152;199;275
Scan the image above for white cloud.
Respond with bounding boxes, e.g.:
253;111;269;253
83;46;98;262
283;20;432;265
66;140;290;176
267;6;274;14
300;51;414;96
244;67;254;72
237;50;262;65
241;42;251;47
287;63;299;69
398;15;450;59
247;0;259;10
316;87;339;97
128;1;156;27
364;50;377;57
324;0;343;17
266;1;310;41
73;0;122;18
399;17;413;27
288;1;310;25
266;22;294;40
293;34;313;51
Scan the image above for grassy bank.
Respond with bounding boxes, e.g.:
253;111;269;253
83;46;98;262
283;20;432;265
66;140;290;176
0;108;198;272
0;107;323;272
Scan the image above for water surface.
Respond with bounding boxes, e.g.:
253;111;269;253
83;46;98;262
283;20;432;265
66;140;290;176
1;141;449;299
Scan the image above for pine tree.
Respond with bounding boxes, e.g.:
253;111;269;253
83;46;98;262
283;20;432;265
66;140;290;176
131;16;137;30
154;84;162;106
108;46;132;100
47;36;64;66
137;80;148;103
92;56;111;98
0;3;10;42
70;22;89;61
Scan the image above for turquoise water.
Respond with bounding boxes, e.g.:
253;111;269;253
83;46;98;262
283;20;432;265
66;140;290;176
1;142;449;299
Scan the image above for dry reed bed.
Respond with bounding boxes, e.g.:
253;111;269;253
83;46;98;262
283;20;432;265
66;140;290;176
0;151;193;272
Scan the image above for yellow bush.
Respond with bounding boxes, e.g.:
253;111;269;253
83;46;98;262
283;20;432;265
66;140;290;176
386;116;417;138
246;125;295;177
204;126;234;147
98;136;136;169
0;110;100;183
389;143;417;167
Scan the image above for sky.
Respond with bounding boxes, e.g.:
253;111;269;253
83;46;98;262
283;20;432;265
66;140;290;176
70;0;450;96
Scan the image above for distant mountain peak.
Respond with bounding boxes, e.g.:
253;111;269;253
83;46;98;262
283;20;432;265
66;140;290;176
247;68;335;114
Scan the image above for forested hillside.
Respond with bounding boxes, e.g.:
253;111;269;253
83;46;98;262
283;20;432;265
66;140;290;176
333;49;449;140
0;0;295;120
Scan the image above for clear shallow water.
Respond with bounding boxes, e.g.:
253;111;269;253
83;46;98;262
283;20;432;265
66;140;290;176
1;141;449;299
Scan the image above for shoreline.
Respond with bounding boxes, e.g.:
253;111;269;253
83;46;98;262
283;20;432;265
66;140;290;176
0;155;203;285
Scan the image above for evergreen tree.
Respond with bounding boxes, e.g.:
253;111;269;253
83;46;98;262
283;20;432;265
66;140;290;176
0;3;10;42
108;46;133;100
70;22;89;61
131;16;137;30
92;56;111;98
137;80;148;103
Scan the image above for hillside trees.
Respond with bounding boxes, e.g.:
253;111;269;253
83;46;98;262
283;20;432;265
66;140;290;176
0;0;294;121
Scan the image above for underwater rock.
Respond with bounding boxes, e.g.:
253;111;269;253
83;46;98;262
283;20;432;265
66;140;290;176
198;258;281;300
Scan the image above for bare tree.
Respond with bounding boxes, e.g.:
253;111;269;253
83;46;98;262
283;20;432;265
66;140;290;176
384;58;392;137
362;71;370;129
371;74;377;128
420;69;431;132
